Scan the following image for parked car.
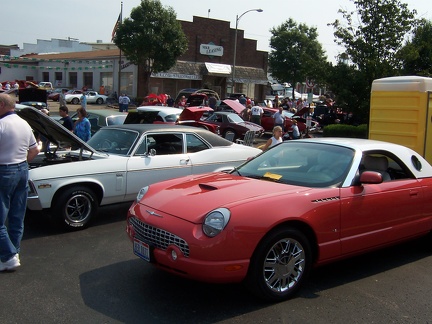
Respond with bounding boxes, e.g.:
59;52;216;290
124;106;182;125
179;109;264;141
47;88;67;101
38;82;54;90
17;106;261;229
126;138;432;301
174;88;220;105
261;107;318;134
66;90;108;105
51;109;127;135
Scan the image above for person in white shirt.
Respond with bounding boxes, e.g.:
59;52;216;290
250;105;264;125
273;106;285;130
291;119;301;139
0;93;40;271
118;93;131;112
262;126;283;150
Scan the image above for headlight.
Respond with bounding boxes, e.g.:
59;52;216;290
136;186;149;202
203;208;230;237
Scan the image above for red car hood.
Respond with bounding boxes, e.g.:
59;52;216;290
220;99;246;114
294;107;309;116
178;106;214;121
139;173;310;223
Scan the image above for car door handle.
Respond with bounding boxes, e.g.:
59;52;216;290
409;190;419;197
180;159;190;165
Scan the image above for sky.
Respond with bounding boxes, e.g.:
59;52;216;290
2;0;431;63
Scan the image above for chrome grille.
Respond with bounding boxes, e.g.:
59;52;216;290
129;217;190;257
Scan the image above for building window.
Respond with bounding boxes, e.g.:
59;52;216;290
100;72;113;95
83;72;93;90
120;72;133;95
42;72;49;82
69;72;77;89
55;72;63;87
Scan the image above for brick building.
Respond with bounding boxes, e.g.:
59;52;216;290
154;16;268;100
0;16;268;101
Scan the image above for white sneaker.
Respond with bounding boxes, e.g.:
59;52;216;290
0;254;21;271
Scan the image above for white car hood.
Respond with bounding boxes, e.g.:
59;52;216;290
16;106;98;154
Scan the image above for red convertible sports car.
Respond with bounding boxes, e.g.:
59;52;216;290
126;138;432;301
261;107;318;134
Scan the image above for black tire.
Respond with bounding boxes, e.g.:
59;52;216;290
71;98;79;105
245;227;312;301
52;186;98;229
96;98;104;104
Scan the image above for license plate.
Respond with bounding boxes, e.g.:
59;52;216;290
133;238;150;262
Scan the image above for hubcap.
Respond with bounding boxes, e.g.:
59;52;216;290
263;238;305;293
65;194;92;224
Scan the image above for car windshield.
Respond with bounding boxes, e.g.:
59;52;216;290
164;113;180;122
227;113;243;123
234;142;355;188
87;128;140;155
107;115;127;126
282;111;294;118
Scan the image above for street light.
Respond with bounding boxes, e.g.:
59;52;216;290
231;8;263;93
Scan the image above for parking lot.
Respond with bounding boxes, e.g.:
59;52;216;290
1;203;431;323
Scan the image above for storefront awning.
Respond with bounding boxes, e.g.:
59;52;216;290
152;61;203;80
233;66;268;85
205;62;232;75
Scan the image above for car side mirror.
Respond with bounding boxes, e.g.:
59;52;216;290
359;171;383;184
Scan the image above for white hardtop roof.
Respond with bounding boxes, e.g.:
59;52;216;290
137;106;182;112
371;76;432;92
295;137;432;178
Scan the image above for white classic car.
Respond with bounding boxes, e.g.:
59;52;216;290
65;90;108;105
17;107;261;229
124;106;182;124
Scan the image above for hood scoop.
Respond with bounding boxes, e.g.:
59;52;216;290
198;183;218;191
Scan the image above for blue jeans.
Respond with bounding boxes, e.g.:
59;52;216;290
119;104;128;112
0;162;29;262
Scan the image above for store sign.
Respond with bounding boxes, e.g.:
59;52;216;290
151;72;201;80
200;44;224;57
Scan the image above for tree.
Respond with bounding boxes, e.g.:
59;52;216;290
268;18;327;100
329;0;417;87
326;62;370;123
399;19;432;77
113;0;188;97
327;0;418;121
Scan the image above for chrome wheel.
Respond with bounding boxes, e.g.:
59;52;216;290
246;228;311;301
263;238;305;293
64;193;92;224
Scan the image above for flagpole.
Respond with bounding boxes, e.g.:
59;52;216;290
117;2;123;99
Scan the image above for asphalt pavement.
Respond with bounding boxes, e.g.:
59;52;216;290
1;205;431;323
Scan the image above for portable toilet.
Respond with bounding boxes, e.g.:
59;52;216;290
369;76;432;163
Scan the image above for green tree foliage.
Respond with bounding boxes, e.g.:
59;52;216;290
327;0;418;121
329;0;417;84
325;63;370;123
399;19;432;77
113;0;188;96
268;18;327;100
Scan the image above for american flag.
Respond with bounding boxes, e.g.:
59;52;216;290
111;13;121;41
